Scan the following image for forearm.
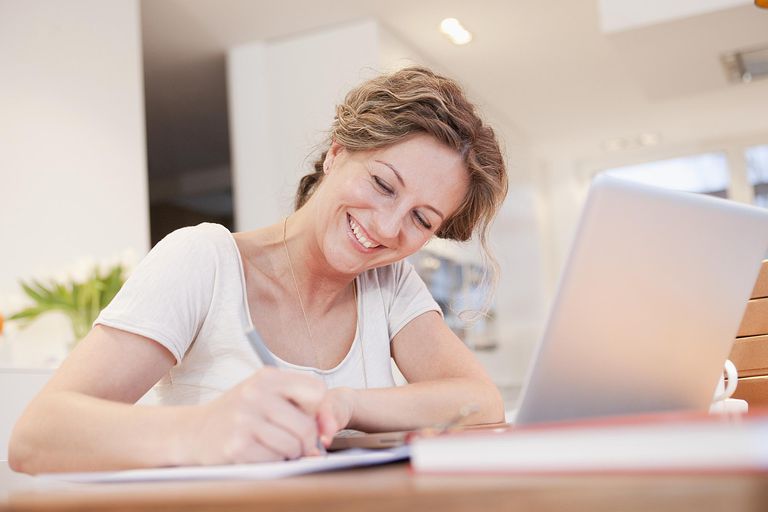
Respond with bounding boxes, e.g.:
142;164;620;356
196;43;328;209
9;391;196;474
344;377;505;433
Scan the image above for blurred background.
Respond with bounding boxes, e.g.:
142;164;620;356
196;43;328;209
1;0;768;399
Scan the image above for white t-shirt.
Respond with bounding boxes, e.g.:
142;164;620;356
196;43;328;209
95;223;441;405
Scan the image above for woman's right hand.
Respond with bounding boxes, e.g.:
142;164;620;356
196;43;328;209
185;367;333;465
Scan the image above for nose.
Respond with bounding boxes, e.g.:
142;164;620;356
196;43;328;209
372;207;404;242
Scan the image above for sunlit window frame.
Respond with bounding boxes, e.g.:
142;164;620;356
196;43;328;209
578;135;768;208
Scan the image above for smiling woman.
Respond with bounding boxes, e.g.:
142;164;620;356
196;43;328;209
297;67;507;244
304;135;469;276
9;67;509;474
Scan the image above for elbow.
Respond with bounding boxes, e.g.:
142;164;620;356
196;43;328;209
8;429;31;474
8;444;28;475
472;380;505;425
485;383;506;424
8;417;43;475
461;379;506;425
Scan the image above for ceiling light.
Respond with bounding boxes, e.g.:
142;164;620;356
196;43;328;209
721;46;768;84
440;18;472;45
602;138;629;152
602;133;662;152
637;133;661;147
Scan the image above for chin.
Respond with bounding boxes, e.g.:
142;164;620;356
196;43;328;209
322;242;388;276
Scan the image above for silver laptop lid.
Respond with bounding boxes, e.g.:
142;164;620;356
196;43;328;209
515;175;768;425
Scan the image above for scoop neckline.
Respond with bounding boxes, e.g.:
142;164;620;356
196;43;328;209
228;230;362;375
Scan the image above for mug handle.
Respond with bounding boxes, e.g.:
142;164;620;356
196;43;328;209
712;359;738;402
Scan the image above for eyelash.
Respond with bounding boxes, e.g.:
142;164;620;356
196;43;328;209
372;175;432;230
414;211;432;230
373;176;394;195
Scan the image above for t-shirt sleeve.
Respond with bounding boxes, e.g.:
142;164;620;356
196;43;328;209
94;225;217;364
385;260;443;340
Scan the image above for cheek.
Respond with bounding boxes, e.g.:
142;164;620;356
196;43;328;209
348;181;386;209
401;229;431;254
316;177;368;215
330;173;370;201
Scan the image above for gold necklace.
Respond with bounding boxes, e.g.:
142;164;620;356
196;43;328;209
282;216;313;344
282;217;368;388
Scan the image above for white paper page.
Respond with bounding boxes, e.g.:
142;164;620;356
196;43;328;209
39;446;410;483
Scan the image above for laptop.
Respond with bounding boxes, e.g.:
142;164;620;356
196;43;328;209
514;174;768;425
330;174;768;449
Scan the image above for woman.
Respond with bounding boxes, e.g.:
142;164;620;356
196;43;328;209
10;67;508;473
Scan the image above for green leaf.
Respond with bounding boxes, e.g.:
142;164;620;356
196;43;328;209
54;282;74;305
20;281;48;303
9;261;130;339
100;266;125;308
8;306;48;321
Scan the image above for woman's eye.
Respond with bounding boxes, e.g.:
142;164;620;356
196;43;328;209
414;211;432;230
373;176;394;195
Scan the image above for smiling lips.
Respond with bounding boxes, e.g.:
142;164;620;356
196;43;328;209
347;214;382;249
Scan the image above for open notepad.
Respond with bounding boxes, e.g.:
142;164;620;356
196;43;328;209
40;446;410;483
411;411;768;474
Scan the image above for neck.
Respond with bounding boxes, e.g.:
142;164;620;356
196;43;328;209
281;207;355;312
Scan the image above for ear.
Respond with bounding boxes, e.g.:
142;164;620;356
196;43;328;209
323;141;345;174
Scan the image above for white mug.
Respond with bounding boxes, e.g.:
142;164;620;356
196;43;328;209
711;359;738;403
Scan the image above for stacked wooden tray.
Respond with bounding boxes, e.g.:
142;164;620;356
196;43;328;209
729;260;768;407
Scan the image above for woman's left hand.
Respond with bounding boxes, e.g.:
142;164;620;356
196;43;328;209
316;387;356;445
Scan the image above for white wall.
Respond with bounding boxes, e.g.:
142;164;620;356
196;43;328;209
0;0;149;300
228;20;382;230
0;0;149;365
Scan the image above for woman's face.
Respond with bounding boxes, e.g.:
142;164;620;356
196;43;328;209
311;133;469;276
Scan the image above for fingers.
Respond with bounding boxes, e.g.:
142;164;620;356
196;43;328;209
266;370;327;416
259;394;323;457
225;431;285;464
316;400;339;447
232;368;328;459
249;418;304;460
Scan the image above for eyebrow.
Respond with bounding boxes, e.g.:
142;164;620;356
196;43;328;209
374;160;445;220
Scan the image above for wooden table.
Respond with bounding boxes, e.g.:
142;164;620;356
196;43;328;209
2;462;767;512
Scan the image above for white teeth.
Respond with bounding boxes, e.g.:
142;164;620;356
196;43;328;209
348;216;380;249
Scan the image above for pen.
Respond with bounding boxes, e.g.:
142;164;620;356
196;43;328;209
245;329;327;456
433;403;480;434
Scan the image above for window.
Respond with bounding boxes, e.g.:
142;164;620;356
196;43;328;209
409;251;497;351
746;145;768;208
602;152;730;197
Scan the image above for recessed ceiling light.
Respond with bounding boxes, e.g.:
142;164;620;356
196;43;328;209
602;138;628;152
637;133;661;147
602;132;662;152
440;18;472;45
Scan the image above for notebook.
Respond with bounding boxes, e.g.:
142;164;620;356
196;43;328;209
410;409;768;474
41;447;410;483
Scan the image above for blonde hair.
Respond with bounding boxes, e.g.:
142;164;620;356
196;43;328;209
296;67;508;309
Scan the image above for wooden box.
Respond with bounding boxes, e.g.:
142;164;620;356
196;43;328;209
736;297;768;338
732;375;768;408
728;260;768;407
729;335;768;378
750;259;768;299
